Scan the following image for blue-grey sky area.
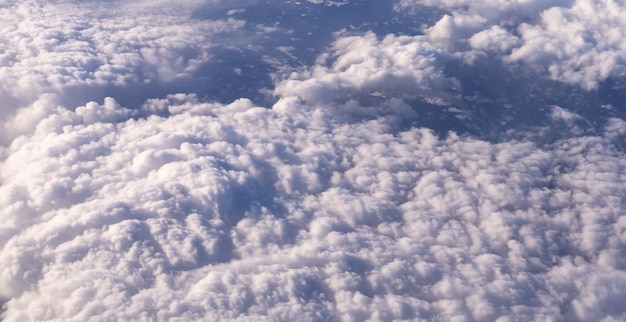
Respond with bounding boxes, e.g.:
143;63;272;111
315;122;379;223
1;0;626;321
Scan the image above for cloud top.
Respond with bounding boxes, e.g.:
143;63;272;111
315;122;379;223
0;0;243;108
399;0;626;89
274;31;460;107
1;0;626;321
1;92;626;320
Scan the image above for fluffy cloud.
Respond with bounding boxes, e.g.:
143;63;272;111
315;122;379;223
1;91;626;320
506;0;626;89
0;0;244;110
399;0;626;89
1;0;626;321
274;31;460;105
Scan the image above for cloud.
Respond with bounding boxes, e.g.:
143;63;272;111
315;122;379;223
398;0;626;89
1;90;626;320
0;0;244;112
506;0;626;89
1;1;626;321
468;26;521;53
273;31;460;106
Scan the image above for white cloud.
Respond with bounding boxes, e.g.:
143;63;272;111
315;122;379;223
399;0;626;89
1;91;626;320
1;0;626;321
507;0;626;89
469;26;521;53
274;31;460;106
0;0;244;112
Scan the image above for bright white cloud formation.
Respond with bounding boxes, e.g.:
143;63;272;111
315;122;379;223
400;0;626;89
1;0;626;321
0;0;247;144
2;92;626;321
274;31;460;105
0;0;243;107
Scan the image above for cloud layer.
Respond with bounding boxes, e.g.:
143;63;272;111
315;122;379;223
1;0;626;321
2;92;626;321
0;0;244;116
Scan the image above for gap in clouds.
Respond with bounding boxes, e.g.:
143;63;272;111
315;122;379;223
439;58;626;142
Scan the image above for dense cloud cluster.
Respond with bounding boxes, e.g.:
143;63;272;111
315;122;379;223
274;31;460;105
399;0;626;89
2;92;626;321
1;0;626;321
0;0;243;118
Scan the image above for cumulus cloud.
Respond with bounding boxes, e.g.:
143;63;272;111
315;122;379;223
468;26;521;53
398;0;626;89
274;31;460;106
1;0;626;321
506;0;626;89
1;90;626;320
0;0;244;111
